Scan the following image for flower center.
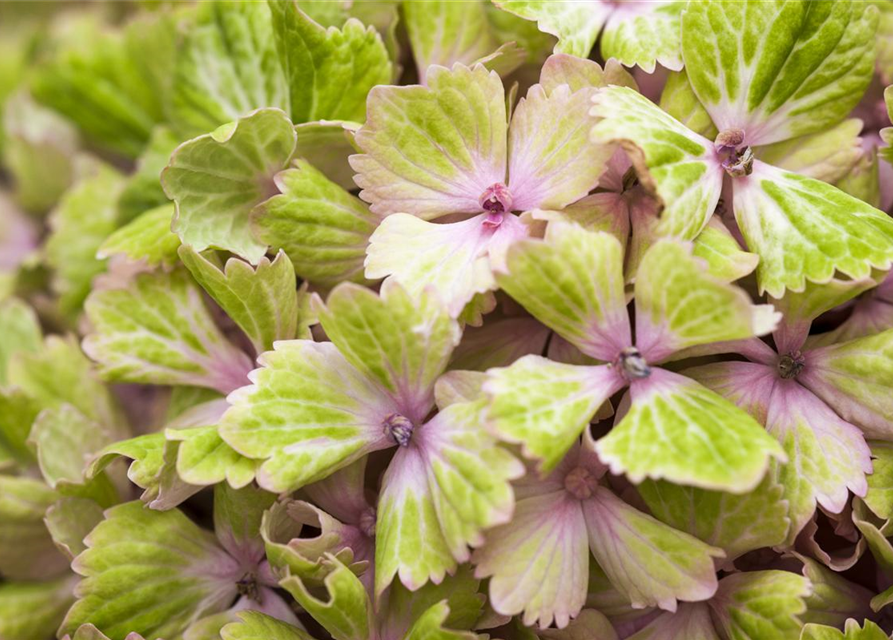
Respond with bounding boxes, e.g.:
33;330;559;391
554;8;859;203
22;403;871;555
382;413;414;447
715;129;754;177
564;466;598;500
479;183;513;216
359;507;377;538
617;347;651;380
777;353;805;379
236;572;260;601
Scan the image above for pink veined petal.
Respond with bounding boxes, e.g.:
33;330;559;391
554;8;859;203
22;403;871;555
302;458;373;528
684;360;778;424
508;83;612;211
487;212;531;273
232;588;302;626
625;604;721;640
766;380;871;515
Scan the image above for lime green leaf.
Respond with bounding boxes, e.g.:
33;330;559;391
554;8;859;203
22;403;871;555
30;403;124;489
166;426;258;490
351;63;507;218
376;400;522;595
180;247;298;354
710;571;810;640
659;71;719;140
583;487;723;611
800;329;893;440
733;161;893;298
98;204;181;270
493;1;611;58
600;2;685;73
590;86;723;240
280;556;372;640
497;223;630;360
116;127;180;223
0;297;41;385
539;54;636;94
162;108;297;264
638;473;789;560
315;282;460;423
219;340;396;493
802;620;889;640
292;120;360;191
2;91;78;214
30;20;165;157
88;433;167;500
799;556;873;628
633;239;779;362
45;496;105;560
865;441;893;519
374;448;456;597
404;0;506;83
60;501;239;640
83;269;253;393
0;577;77;640
8;335;119;428
268;0;392;124
756;119;863;185
404;601;482;640
836;147;882;210
484;356;623;472
251;160;379;286
682;0;877;146
597;369;786;492
45;162;125;317
691;218;759;283
221;612;316;640
0;389;39;470
170;1;289;138
0;475;68;580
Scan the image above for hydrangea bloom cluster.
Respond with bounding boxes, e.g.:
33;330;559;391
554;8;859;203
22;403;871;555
3;1;893;639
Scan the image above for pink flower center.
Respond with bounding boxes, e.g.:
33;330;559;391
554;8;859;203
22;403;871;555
359;507;377;538
382;413;414;447
480;183;513;215
564;466;598;500
715;129;753;178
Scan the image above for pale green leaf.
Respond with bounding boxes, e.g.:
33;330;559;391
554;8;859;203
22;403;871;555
0;577;77;640
493;1;611;58
221;612;316;640
590;86;723;240
497;223;630;360
659;70;718;139
251;159;379;286
638;473;789;560
799;556;873;628
268;0;392;124
634;239;779;362
213;483;276;558
166;426;258;489
710;571;810;640
756;119;863;184
3;91;78;214
473;491;588;628
98;204;181;270
539;54;637;95
583;487;723;611
682;0;877;145
88;433;166;499
280;556;372;640
351;63;507;218
60;501;239;640
161;108;297;264
802;620;890;640
600;2;685;73
596;369;786;492
45;162;125;316
116;126;180;223
45;496;105;560
83;269;254;393
865;440;893;519
170;0;290;138
404;601;482;640
219;340;396;493
484;356;623;472
691;218;759;283
180;247;298;354
732;161;893;297
315;281;460;423
0;297;41;385
0;475;68;580
292;120;360;191
0;388;40;470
